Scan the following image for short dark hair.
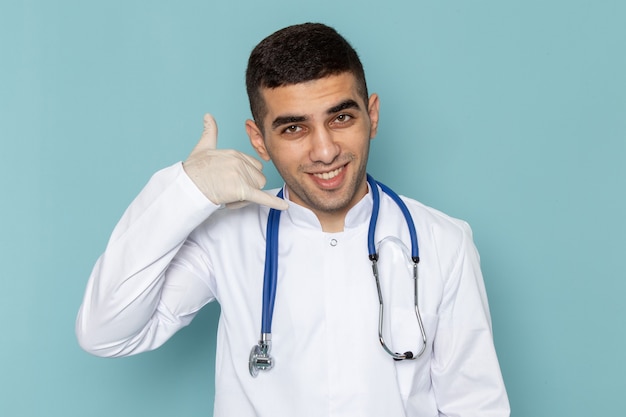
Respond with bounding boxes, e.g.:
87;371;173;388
246;23;369;126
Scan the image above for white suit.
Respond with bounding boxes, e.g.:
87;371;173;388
76;162;510;417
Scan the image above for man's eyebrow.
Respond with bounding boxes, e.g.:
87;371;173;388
271;115;307;130
327;99;361;114
270;100;362;130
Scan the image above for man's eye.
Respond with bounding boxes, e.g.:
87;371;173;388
335;114;352;123
282;125;302;134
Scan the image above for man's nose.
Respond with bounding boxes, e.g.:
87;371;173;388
309;128;340;164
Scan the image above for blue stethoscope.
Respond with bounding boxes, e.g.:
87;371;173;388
249;174;427;377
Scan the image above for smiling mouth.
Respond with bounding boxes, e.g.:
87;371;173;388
313;166;344;180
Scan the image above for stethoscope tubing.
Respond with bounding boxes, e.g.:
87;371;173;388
367;174;419;263
262;189;284;335
251;174;426;376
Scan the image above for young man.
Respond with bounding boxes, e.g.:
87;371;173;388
77;23;510;416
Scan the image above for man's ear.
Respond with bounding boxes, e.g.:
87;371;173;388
246;119;271;161
368;93;380;139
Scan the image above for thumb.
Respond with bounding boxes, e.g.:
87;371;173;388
192;113;218;153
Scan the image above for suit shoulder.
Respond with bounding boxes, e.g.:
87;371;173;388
399;195;473;240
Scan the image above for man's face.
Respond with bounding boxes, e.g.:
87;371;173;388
247;73;380;225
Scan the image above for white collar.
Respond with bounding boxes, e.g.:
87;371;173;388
281;183;374;231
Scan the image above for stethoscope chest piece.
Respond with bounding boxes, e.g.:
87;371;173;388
249;337;273;377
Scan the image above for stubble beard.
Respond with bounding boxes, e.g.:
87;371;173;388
281;152;369;215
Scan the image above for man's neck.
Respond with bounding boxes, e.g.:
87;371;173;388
317;212;348;233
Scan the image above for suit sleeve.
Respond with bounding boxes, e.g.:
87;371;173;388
76;162;220;357
431;221;510;417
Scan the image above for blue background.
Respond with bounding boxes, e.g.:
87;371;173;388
1;1;624;415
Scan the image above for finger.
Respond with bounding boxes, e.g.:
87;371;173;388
237;152;264;172
244;170;267;190
194;113;218;152
225;201;252;210
245;189;289;210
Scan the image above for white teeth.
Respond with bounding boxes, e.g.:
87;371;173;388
314;167;342;180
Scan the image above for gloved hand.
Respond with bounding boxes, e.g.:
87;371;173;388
183;114;288;210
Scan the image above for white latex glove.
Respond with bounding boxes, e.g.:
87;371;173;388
183;114;288;210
